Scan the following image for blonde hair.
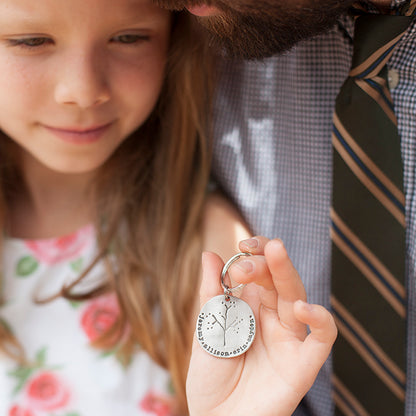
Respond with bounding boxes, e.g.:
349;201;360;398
0;11;214;414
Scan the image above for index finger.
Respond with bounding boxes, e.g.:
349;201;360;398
264;239;307;330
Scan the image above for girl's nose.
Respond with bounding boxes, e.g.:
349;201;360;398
54;50;111;109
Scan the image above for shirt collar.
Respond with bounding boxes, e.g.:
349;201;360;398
338;0;411;40
353;0;407;12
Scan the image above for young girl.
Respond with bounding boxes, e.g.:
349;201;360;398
0;0;336;415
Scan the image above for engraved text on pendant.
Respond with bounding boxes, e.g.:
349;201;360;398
196;295;256;358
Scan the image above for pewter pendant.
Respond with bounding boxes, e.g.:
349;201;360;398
197;294;256;358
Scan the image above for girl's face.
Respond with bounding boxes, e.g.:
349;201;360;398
0;0;171;174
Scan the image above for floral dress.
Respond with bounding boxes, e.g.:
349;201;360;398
0;225;176;416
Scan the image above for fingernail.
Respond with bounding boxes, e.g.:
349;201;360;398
235;259;254;274
241;238;259;249
296;299;313;312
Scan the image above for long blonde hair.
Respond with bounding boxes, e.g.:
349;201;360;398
0;11;214;414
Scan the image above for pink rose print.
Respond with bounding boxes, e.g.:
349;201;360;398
25;372;70;411
25;224;94;265
81;293;122;346
139;391;174;416
8;405;34;416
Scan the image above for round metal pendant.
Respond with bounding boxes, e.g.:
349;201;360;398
196;295;256;358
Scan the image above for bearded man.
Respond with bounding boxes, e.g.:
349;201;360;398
157;0;356;58
156;1;416;416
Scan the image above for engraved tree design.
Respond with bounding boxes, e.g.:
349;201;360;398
211;299;242;346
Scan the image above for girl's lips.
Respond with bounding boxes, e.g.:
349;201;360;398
186;5;220;17
42;123;113;144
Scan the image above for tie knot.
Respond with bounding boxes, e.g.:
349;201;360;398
349;14;413;79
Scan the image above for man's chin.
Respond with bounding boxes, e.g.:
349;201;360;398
197;7;352;59
199;16;331;60
154;0;354;60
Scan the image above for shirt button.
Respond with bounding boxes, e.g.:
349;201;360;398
388;68;400;90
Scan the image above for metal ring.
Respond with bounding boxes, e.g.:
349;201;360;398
221;252;253;294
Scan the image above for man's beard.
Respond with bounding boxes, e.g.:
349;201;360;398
155;0;355;59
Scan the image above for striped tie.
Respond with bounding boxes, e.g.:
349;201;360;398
331;4;415;415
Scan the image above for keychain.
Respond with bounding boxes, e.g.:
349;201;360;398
196;252;256;358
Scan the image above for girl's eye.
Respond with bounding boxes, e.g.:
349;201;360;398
111;34;150;44
7;37;53;48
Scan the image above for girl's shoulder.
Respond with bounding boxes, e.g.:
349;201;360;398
202;192;251;262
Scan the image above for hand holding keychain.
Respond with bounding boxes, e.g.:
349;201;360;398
187;240;337;416
196;252;256;358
